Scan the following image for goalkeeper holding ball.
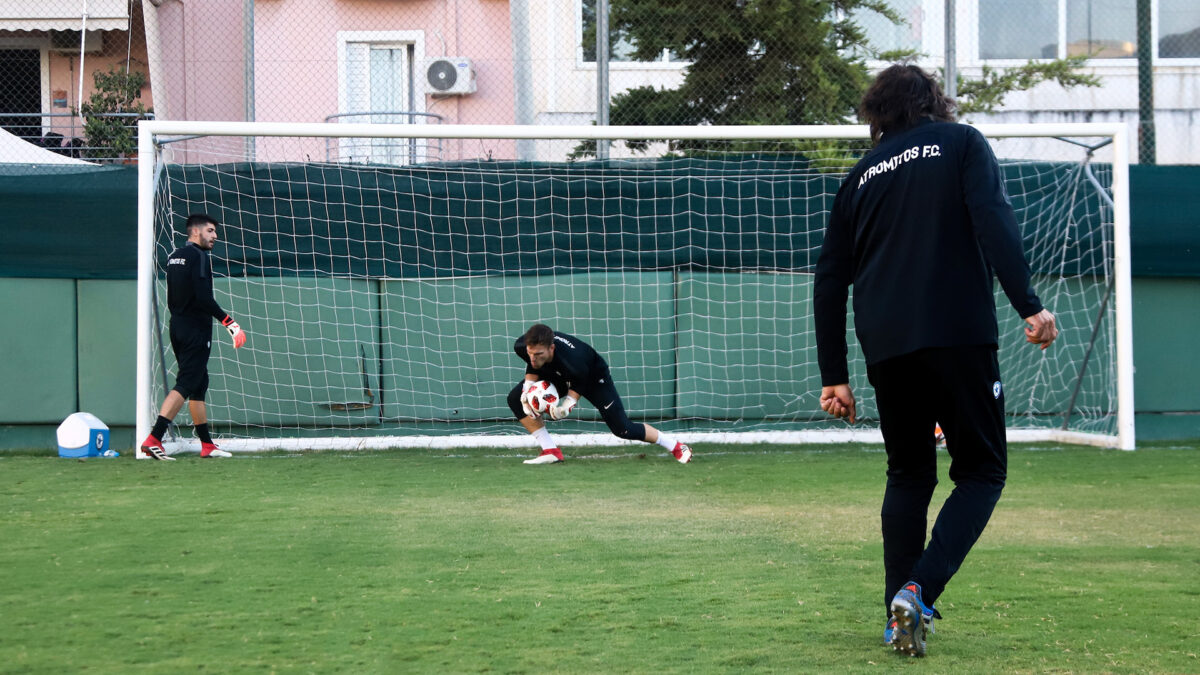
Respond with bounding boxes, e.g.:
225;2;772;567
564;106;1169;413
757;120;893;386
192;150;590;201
139;214;247;460
813;65;1058;656
509;323;692;465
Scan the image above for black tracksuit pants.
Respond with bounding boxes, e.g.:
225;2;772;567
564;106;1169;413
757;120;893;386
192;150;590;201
867;345;1007;616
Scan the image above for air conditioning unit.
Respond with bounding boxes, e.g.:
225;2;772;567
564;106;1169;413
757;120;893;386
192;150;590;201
424;57;476;96
49;30;104;53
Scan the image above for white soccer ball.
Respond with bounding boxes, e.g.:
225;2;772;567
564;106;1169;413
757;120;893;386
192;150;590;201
527;380;560;417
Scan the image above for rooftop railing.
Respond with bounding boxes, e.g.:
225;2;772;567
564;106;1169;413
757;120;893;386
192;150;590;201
323;111;444;166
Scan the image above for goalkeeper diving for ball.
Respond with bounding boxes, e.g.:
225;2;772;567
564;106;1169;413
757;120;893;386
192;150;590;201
139;213;248;460
509;323;692;465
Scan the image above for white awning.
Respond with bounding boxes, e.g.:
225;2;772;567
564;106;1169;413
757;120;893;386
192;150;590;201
0;0;130;32
0;128;94;165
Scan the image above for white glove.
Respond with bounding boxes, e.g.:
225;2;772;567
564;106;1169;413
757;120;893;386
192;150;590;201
549;395;578;421
519;379;538;418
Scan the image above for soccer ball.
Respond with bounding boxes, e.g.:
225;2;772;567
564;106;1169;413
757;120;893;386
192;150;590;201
527;380;560;417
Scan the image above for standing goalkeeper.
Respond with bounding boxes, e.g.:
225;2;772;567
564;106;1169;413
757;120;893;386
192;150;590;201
509;323;692;465
140;214;247;460
813;65;1058;656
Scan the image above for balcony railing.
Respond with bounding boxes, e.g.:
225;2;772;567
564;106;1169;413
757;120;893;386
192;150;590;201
323;111;444;166
0;111;153;164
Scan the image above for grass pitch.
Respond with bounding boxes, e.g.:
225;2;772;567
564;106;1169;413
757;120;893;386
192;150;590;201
1;442;1197;673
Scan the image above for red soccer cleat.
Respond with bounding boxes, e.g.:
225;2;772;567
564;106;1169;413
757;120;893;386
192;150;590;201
523;448;564;464
200;442;232;458
140;434;176;461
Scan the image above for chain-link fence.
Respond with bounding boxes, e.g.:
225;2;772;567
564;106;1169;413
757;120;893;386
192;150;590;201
1;0;1197;164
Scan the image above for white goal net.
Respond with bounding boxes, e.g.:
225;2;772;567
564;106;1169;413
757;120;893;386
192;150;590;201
137;122;1133;452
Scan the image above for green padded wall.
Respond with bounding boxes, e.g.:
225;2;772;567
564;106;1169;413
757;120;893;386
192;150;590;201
676;272;836;421
2;276;1200;443
182;278;381;427
77;280;137;425
1132;278;1200;412
0;278;77;422
380;272;676;422
674;273;1113;426
996;275;1114;425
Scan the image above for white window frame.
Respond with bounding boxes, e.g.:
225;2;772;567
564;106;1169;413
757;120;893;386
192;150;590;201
1154;0;1200;64
575;0;688;69
967;0;1200;66
335;30;427;165
336;30;426;118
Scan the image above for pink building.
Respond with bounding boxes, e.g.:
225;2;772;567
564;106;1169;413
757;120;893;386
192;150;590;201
144;0;514;128
6;1;1199;164
1;0;518;162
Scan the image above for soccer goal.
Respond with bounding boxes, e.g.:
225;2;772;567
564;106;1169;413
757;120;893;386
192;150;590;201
136;121;1133;453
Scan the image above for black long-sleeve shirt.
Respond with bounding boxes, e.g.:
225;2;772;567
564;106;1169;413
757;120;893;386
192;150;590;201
513;331;607;394
814;119;1043;386
166;242;229;333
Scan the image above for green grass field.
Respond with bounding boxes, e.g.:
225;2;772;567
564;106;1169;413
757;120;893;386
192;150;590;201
2;442;1197;673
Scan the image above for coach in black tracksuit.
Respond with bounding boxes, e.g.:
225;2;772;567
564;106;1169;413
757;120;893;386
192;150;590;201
813;65;1058;641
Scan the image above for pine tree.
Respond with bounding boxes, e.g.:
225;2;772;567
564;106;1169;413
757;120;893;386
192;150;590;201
577;0;1099;157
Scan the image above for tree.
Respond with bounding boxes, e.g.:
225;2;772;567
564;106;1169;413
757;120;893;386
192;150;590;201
954;56;1101;116
81;66;153;162
593;0;886;127
577;0;1099;157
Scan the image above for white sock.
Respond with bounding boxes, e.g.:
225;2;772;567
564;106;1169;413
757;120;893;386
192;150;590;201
655;432;679;451
532;427;557;451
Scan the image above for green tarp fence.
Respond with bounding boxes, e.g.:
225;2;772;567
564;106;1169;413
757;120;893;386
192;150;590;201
1;161;1196;279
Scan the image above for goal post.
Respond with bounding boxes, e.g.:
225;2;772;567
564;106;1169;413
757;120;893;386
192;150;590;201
137;120;1134;453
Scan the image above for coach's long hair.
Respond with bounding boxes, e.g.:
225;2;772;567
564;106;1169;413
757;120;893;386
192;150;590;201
859;64;956;145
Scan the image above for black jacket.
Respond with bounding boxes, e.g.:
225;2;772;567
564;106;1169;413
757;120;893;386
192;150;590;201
513;331;607;394
814;120;1043;385
166;242;229;332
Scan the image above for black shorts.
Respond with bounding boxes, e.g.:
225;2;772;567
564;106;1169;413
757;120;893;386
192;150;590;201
170;323;212;401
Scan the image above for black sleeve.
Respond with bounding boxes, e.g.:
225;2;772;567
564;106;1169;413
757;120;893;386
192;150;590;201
813;181;854;386
961;128;1043;319
554;333;605;389
192;249;229;322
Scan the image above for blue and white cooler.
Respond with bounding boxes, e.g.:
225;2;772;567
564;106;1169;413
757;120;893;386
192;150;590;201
57;412;114;458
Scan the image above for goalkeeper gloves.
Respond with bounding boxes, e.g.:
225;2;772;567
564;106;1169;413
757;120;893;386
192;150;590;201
549;395;578;421
221;315;247;349
519;379;538;418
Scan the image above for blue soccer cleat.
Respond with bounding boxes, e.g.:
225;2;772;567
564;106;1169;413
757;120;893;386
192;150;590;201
885;607;936;647
889;581;933;656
